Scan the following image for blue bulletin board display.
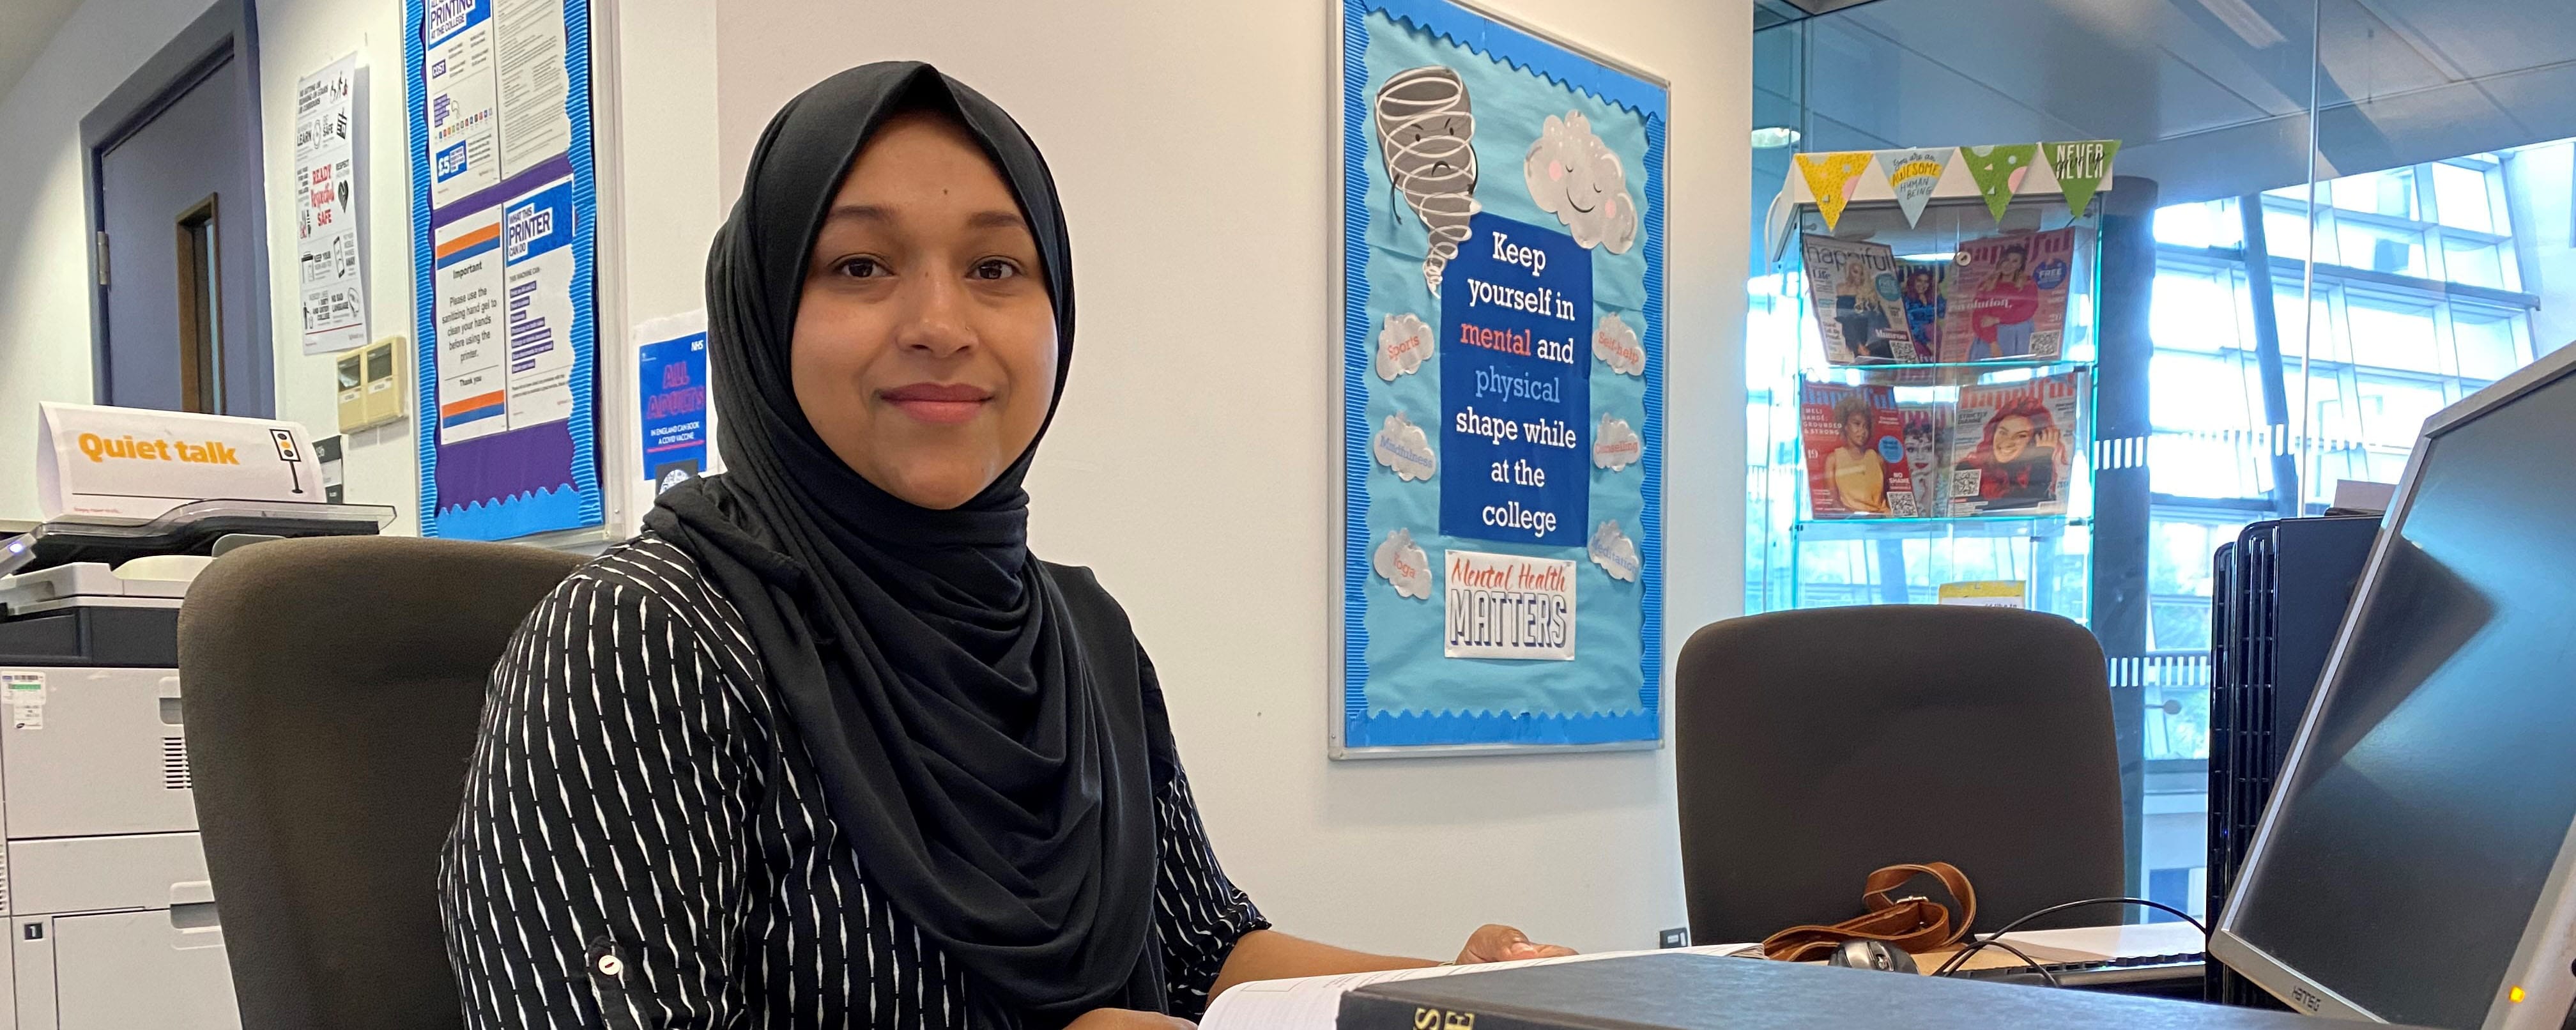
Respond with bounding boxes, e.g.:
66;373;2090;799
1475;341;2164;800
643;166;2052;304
403;0;604;540
1335;0;1666;756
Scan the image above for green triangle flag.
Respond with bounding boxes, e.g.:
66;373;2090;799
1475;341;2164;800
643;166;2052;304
1959;143;2039;221
2044;139;2120;217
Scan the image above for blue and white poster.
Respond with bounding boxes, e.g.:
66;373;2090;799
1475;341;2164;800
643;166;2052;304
637;327;709;495
406;0;602;539
1337;0;1666;754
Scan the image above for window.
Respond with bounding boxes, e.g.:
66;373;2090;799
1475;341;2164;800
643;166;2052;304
2140;137;2569;747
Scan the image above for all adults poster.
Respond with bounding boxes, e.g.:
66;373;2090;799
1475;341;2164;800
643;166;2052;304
1338;0;1666;754
404;0;601;539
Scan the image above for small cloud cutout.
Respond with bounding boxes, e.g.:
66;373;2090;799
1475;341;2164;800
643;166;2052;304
1593;312;1644;376
1375;528;1434;599
1524;112;1639;254
1593;413;1642;472
1589;520;1641;582
1377;312;1434;381
1373;412;1438;482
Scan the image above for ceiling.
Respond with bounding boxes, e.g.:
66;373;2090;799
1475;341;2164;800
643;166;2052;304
0;0;83;104
1755;0;2576;206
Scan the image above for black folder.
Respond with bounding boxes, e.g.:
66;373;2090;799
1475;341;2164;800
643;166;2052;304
1337;953;2413;1029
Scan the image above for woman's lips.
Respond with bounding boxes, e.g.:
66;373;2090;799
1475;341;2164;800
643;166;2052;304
880;383;992;425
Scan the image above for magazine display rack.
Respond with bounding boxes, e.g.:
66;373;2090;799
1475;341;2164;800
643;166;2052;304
1754;152;2108;621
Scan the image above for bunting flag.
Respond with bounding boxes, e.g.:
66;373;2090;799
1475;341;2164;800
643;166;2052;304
2044;139;2120;217
1876;147;1955;227
1794;151;1876;233
1959;143;2039;221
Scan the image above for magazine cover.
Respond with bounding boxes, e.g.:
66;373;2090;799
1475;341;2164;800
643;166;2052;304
1950;370;2087;516
1802;381;1917;518
1939;227;2090;362
1802;234;1920;365
1896;258;1947;361
1897;401;1953;518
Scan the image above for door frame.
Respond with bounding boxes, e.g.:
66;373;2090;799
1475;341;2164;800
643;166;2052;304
79;0;274;417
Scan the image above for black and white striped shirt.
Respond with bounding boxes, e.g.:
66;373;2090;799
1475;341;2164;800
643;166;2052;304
438;535;1269;1029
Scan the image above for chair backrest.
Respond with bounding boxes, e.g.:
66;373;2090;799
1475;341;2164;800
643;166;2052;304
1674;604;2124;945
178;535;582;1030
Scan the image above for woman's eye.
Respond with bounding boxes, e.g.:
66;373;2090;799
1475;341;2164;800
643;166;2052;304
971;259;1018;281
836;257;885;279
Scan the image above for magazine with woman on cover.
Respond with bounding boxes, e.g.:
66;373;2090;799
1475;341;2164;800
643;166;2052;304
1950;370;2085;515
1802;234;1920;365
1940;227;2088;362
1802;381;1917;518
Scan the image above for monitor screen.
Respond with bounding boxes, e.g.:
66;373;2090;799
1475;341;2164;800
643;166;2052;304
2228;363;2576;1030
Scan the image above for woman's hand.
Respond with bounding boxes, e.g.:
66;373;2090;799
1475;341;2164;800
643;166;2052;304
1455;924;1577;965
1066;1010;1193;1029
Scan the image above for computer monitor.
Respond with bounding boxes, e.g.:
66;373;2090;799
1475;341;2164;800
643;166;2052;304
2212;341;2576;1030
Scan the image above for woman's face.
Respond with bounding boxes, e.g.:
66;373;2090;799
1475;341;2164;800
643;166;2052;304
1991;415;2035;462
1998;251;2027;277
790;110;1056;510
1843;410;1871;446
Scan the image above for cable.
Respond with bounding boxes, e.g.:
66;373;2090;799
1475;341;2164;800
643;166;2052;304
1931;897;2209;980
1962;939;2064;989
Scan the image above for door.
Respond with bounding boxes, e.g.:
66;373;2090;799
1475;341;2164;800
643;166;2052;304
94;47;269;417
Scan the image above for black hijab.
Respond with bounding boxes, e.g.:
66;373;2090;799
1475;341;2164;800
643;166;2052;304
643;61;1165;1028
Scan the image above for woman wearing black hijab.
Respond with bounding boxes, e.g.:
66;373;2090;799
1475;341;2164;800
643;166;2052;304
439;62;1567;1030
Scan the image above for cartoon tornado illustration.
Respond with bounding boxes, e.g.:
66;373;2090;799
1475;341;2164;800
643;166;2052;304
1374;66;1480;292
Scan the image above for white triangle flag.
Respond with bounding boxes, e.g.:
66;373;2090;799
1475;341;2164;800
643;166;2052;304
1876;148;1955;227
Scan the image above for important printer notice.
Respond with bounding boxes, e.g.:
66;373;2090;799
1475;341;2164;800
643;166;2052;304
1443;550;1577;661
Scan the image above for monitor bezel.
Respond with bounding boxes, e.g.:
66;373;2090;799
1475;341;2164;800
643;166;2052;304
2211;338;2576;1028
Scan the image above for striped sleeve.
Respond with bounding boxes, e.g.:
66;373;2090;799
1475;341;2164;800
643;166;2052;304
440;567;759;1030
1140;654;1270;1019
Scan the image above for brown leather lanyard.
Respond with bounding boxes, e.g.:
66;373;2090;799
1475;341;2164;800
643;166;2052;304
1759;862;1979;962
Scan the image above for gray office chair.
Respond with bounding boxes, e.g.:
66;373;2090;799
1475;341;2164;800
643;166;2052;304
178;536;583;1030
1675;604;2124;945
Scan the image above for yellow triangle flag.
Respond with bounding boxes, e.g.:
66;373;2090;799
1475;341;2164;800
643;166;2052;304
1795;151;1876;233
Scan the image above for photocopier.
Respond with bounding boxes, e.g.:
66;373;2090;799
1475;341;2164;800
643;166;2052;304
0;500;392;1029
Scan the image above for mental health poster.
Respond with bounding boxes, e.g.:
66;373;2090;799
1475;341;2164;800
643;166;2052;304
404;0;601;539
1337;0;1666;754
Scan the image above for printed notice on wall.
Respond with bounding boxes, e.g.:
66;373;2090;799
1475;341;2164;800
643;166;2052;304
295;55;367;355
409;0;601;541
424;0;499;208
1441;213;1591;548
1443;551;1576;660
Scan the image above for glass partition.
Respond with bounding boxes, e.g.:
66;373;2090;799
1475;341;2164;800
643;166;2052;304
1750;0;2575;919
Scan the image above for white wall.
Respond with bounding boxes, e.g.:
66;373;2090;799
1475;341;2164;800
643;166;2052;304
0;0;212;522
715;0;1750;957
251;0;422;535
2;0;723;534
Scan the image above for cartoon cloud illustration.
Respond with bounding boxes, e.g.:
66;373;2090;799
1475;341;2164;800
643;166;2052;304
1375;528;1434;600
1593;414;1642;472
1373;412;1438;482
1589;519;1641;582
1524;111;1639;253
1377;312;1434;380
1593;312;1644;376
1374;67;1480;292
